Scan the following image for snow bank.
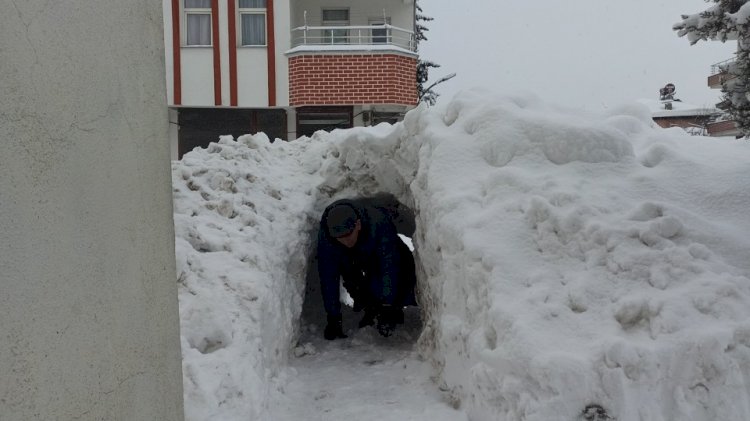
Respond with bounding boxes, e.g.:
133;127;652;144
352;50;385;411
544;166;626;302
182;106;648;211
172;89;750;420
172;125;413;420
173;134;316;420
410;90;750;420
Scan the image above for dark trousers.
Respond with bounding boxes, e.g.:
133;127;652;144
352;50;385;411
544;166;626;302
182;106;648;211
342;239;417;309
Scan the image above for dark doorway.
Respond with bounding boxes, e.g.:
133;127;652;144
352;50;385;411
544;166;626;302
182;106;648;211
176;108;287;159
296;106;353;138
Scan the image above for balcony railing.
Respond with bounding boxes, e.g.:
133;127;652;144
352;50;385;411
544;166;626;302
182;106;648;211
708;57;737;88
710;57;735;75
290;24;416;52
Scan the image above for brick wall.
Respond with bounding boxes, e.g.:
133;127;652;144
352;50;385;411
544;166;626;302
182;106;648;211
653;116;709;129
707;119;739;136
289;53;417;106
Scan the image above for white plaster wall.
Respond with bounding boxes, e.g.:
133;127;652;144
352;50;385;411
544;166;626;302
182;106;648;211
0;2;184;421
275;0;292;106
238;48;270;106
286;107;298;138
181;48;216;105
162;0;292;107
163;0;175;105
291;0;415;30
219;0;231;105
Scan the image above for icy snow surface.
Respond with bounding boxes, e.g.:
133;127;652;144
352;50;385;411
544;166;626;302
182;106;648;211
173;89;750;421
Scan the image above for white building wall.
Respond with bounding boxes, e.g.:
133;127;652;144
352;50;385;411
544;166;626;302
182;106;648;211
219;0;231;105
182;49;216;105
237;48;270;106
291;0;414;30
163;0;413;109
275;0;292;106
164;0;175;105
0;2;184;420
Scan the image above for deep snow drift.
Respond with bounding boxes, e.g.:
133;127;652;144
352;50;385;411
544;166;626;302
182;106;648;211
172;89;750;421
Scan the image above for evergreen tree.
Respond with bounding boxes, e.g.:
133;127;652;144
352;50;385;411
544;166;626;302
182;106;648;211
674;1;750;136
415;2;453;106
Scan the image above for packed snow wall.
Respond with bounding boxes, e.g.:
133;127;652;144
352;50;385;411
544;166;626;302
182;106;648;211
173;90;750;421
405;91;750;421
172;124;421;420
173;135;314;420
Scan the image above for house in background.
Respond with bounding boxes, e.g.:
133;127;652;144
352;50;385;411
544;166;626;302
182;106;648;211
642;98;719;137
706;57;742;137
163;0;419;159
641;85;720;136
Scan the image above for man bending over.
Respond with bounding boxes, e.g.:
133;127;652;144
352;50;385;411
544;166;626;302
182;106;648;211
317;198;416;339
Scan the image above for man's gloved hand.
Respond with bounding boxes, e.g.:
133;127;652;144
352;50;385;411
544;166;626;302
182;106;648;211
324;314;348;340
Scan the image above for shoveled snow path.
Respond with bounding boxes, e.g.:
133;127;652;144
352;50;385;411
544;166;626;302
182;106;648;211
267;308;468;421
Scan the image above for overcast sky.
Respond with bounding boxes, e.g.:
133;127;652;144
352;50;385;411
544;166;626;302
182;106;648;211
419;0;737;111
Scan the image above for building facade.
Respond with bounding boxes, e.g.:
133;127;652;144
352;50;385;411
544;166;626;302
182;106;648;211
706;57;742;137
641;96;719;137
163;0;419;158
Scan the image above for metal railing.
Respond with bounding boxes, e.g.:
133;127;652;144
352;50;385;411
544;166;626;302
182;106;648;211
710;57;736;74
290;24;416;51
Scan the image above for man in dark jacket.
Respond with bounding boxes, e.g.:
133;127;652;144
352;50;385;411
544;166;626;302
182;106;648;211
317;198;416;339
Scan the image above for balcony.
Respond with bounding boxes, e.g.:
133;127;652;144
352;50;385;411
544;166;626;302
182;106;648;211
716;98;731;110
708;57;736;89
288;24;416;54
286;23;418;107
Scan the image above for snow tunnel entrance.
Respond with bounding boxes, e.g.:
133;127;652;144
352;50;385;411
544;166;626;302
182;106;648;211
299;193;423;343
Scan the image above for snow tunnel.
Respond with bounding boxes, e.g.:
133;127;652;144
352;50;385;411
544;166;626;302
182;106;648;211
299;192;424;342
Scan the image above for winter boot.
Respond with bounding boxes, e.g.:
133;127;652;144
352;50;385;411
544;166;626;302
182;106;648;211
376;305;399;337
358;306;378;328
394;307;404;324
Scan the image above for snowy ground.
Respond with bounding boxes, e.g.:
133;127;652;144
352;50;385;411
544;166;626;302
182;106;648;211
172;89;750;421
266;306;466;421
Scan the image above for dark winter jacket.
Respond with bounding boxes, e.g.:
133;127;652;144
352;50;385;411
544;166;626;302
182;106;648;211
317;198;406;316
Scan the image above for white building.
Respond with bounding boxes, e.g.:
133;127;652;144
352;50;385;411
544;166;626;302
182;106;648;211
163;0;419;158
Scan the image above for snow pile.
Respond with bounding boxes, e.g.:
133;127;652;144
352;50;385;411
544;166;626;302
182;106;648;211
172;89;750;420
173;134;316;419
172;125;411;420
410;90;750;420
637;98;717;118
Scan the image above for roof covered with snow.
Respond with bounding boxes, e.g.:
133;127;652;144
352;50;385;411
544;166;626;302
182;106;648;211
638;98;719;118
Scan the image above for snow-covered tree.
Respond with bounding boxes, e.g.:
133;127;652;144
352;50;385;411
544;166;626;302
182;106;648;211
415;2;453;106
674;1;750;136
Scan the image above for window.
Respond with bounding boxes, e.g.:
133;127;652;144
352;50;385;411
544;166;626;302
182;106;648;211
369;17;391;44
322;9;349;44
239;0;267;46
185;0;211;46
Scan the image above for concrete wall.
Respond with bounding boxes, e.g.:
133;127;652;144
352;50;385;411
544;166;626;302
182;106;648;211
0;2;184;421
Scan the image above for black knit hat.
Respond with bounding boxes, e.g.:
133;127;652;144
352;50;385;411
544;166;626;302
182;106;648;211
326;204;358;238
